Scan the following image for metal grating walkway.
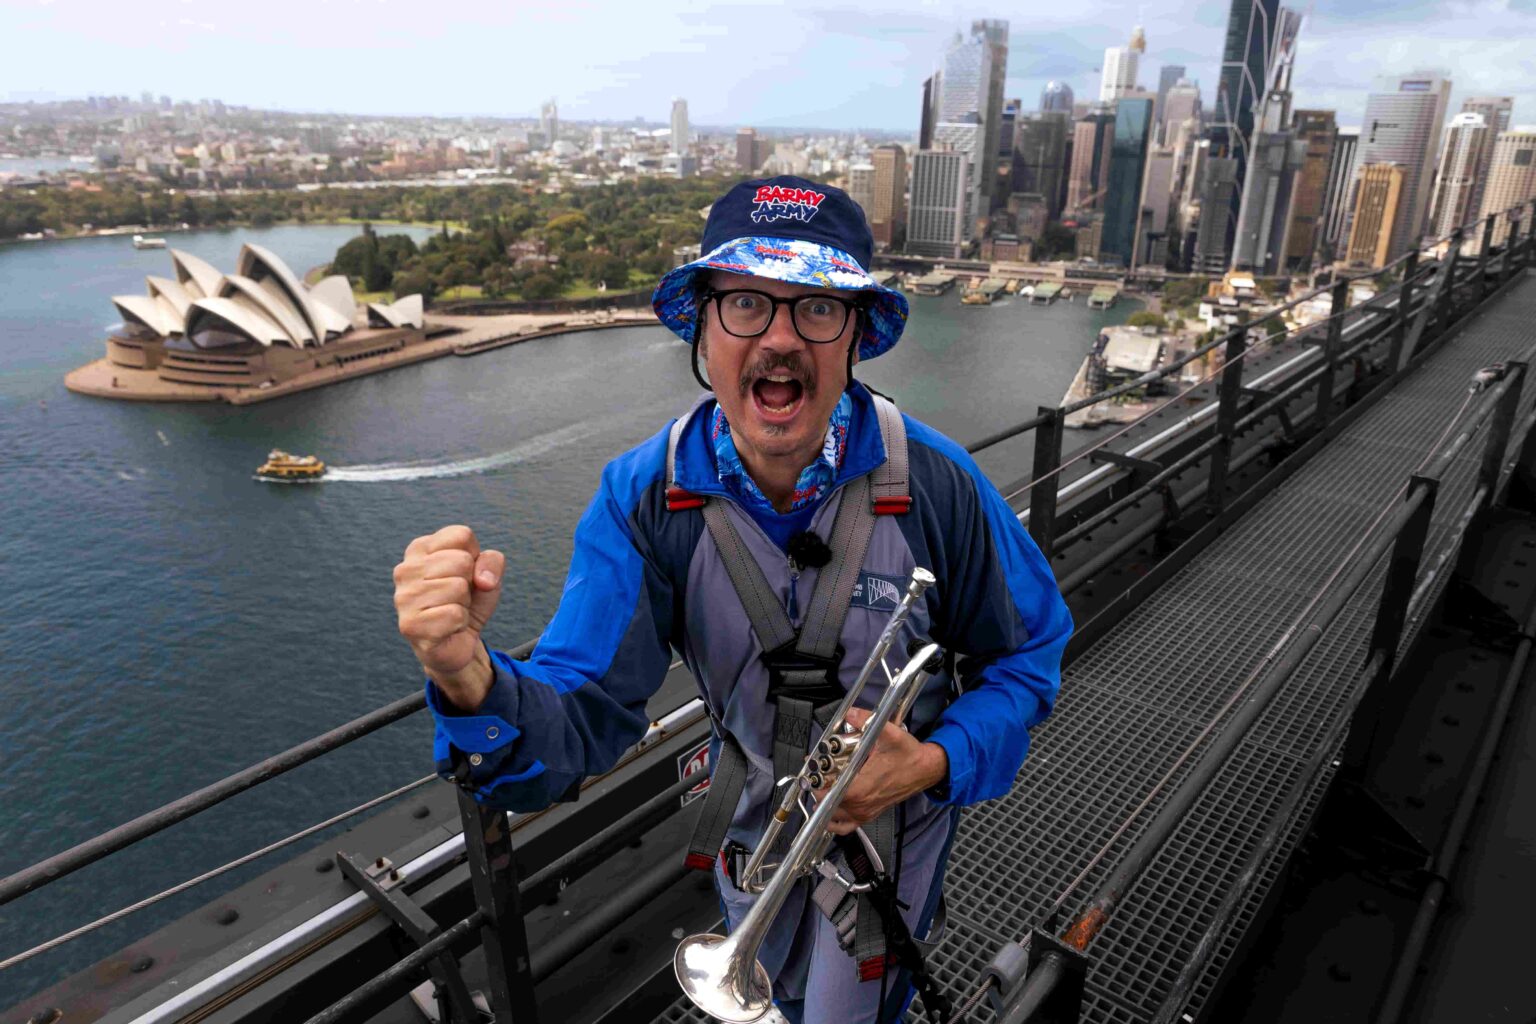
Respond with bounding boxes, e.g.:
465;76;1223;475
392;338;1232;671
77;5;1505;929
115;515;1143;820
648;275;1536;1024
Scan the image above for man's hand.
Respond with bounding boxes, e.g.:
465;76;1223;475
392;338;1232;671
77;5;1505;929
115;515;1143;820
818;707;949;836
394;525;505;712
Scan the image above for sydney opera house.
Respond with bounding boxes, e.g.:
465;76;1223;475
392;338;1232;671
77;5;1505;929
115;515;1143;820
101;243;429;394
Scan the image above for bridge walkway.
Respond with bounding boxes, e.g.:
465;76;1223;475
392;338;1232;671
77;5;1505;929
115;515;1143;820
650;271;1536;1024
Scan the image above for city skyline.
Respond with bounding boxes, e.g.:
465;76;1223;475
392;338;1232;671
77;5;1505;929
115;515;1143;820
5;1;1536;134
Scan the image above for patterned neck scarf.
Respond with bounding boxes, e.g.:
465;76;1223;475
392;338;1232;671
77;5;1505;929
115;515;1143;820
710;391;853;514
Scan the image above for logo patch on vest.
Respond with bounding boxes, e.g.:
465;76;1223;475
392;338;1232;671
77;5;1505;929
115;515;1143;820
851;572;906;612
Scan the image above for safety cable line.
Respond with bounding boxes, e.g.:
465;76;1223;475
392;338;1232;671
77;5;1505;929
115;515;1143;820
0;773;438;972
942;381;1487;1024
1001;282;1407;504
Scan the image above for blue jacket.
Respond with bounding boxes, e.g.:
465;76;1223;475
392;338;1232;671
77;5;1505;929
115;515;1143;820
427;384;1072;824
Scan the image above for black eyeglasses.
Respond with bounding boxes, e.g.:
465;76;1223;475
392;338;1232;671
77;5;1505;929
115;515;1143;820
698;288;863;344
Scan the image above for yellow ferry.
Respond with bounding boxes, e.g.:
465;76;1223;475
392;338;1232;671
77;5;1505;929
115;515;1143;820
256;449;326;480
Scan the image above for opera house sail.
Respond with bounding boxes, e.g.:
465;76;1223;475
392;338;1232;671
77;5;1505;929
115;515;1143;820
85;243;428;403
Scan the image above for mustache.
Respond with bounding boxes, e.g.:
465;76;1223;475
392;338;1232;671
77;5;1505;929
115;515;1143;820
737;352;817;397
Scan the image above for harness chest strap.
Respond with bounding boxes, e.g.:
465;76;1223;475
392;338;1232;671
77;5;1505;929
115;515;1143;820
665;394;917;980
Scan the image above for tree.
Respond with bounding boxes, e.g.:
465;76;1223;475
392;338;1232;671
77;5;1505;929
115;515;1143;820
522;272;562;300
392;268;436;303
1126;311;1168;330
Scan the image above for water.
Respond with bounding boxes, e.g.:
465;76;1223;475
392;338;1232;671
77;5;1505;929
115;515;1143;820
0;156;89;177
0;231;1127;1004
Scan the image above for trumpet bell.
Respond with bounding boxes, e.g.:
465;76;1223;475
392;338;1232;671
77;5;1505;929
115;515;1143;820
673;931;774;1023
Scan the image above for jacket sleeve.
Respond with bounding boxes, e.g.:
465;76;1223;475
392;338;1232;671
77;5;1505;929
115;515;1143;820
913;436;1073;807
425;439;677;812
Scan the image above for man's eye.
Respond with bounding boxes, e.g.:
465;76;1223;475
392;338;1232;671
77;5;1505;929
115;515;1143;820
802;300;836;317
730;294;765;311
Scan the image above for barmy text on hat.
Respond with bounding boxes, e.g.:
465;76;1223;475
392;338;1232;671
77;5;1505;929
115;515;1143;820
750;184;826;225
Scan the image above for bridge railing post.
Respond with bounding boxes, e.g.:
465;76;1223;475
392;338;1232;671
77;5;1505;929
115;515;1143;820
1436;229;1463;333
1316;279;1348;429
1477;214;1496;301
1502;212;1522;285
1526;199;1536;268
1029;405;1066;558
1341;474;1439;777
456;781;541;1023
1205;311;1248;517
1479;362;1528;513
1389;251;1419;374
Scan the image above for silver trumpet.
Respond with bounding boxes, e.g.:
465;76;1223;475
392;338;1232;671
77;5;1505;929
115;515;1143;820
673;567;941;1023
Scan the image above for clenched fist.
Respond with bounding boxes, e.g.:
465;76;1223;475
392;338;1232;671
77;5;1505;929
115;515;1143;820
394;525;504;711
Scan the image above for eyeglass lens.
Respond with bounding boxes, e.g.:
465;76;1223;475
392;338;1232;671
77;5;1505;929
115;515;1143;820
715;291;851;343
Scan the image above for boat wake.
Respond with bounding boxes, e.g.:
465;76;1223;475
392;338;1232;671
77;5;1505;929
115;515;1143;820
319;422;595;483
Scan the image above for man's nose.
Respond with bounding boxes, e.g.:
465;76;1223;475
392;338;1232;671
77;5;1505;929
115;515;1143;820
757;301;807;352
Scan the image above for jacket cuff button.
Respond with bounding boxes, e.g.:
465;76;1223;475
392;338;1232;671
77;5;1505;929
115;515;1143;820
486;726;500;740
469;753;484;767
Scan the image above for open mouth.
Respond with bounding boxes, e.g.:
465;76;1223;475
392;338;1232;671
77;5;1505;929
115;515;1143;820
750;373;807;420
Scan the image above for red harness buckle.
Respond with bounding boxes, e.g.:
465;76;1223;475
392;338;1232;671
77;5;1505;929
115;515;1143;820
872;496;912;515
666;487;706;511
858;953;897;981
682;852;715;872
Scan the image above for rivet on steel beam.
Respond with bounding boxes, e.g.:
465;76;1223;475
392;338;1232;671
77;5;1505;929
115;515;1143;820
216;907;239;925
131;955;155;973
27;1009;62;1024
316;860;335;873
412;805;431;819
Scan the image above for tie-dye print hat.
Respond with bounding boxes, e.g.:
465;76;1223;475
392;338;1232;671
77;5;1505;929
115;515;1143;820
651;175;910;360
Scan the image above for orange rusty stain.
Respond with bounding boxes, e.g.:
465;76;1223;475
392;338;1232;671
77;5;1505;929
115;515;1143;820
1062;906;1108;951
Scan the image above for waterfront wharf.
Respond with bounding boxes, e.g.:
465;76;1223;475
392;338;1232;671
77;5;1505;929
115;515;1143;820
1031;282;1063;304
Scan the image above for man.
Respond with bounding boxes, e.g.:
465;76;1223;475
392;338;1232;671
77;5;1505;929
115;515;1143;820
393;176;1072;1023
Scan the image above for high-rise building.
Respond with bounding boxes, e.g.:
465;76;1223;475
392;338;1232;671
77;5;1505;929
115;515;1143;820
847;163;877;222
1067;108;1116;212
1100;42;1141;103
1232;12;1303;273
1478;130;1536;246
1346;163;1405;268
920;72;942;150
1280;109;1338;271
934;22;1009;234
1320;128;1360;259
670;98;689;155
870;144;908;249
1428;112;1491;238
1157;66;1186;117
1460;96;1515;223
908;149;970;258
540;100;558;146
1349;71;1452;260
736;128;758;172
1014;112;1071;219
1136;144;1178;267
1041;81;1074;115
1200;0;1281;271
1000;99;1022;157
1161;80;1203;142
1100;97;1154;267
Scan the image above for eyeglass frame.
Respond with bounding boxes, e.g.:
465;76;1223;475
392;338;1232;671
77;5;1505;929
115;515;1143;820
695;287;867;345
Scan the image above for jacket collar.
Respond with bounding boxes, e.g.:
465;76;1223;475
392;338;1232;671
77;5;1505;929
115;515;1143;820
672;381;887;499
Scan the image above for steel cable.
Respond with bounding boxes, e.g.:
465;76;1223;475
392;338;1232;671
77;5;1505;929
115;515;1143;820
0;773;438;972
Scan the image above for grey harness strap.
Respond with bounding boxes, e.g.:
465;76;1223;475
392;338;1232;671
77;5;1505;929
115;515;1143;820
669;394;914;979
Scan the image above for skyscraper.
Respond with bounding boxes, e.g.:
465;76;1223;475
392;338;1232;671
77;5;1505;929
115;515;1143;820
1346;163;1405;268
1478;130;1536;246
920;72;942;150
1280;110;1338;271
908;149;970;258
1161;80;1203;142
540;99;558;147
736;128;759;172
1041;81;1074;115
1100;32;1142;104
1320;128;1360;260
1067;108;1116;212
1428;112;1492;238
1000;98;1022;157
1136;144;1178;267
670;98;689;155
1199;0;1281;271
1157;65;1187;120
1014;112;1071;219
1460;96;1515;221
1100;97;1154;267
847;164;877;222
870;144;908;249
1350;71;1453;260
934;22;1010;234
1232;9;1303;273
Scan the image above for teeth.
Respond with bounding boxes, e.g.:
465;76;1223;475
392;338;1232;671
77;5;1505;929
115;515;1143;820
764;374;795;382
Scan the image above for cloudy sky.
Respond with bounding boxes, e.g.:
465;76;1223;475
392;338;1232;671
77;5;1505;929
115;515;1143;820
4;0;1535;132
